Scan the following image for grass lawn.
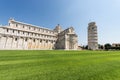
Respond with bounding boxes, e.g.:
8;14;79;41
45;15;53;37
0;50;120;80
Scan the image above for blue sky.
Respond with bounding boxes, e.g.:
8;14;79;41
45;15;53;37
0;0;120;45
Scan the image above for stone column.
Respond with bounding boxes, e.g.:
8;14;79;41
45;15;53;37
22;37;25;50
65;34;68;50
31;38;34;49
28;38;32;49
39;39;41;49
11;36;14;49
43;40;45;49
36;39;39;49
5;36;13;49
41;39;44;49
17;37;20;49
4;36;8;49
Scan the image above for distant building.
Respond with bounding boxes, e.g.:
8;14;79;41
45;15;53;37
112;43;120;47
88;22;98;50
0;19;78;50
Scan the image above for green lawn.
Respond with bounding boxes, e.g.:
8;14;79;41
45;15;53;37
0;50;120;80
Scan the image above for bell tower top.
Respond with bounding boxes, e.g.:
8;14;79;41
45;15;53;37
54;24;62;33
9;18;15;21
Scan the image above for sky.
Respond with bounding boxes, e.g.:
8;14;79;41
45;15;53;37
0;0;120;45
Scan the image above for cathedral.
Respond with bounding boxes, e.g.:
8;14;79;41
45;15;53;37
0;19;78;50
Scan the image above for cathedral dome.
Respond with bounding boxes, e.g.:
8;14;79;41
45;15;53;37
54;24;62;33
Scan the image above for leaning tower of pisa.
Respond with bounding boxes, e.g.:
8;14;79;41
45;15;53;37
88;22;98;50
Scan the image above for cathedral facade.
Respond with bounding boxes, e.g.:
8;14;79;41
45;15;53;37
0;19;78;50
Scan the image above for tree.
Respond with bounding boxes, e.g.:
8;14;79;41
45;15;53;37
98;44;104;50
82;45;88;50
104;43;111;50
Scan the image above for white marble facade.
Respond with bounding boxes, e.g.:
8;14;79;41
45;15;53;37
88;22;98;50
0;19;78;50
